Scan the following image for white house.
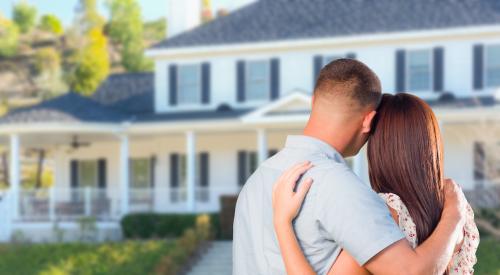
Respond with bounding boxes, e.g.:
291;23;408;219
1;0;500;242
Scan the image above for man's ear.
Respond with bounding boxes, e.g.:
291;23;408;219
361;110;377;134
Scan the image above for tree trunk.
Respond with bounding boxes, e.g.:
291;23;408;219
35;149;45;189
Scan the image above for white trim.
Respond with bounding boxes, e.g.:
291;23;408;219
146;25;500;59
0;123;123;135
242;91;312;122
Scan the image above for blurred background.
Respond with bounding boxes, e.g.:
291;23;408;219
0;0;499;274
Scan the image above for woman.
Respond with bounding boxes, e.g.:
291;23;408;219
272;93;479;275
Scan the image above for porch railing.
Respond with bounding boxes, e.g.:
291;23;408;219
13;185;241;222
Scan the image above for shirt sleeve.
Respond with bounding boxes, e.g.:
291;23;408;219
314;165;405;265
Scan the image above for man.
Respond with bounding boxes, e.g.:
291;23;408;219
233;59;466;275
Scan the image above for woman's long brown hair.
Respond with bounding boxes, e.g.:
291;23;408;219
368;93;445;245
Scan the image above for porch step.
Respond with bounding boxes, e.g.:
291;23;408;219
188;241;233;275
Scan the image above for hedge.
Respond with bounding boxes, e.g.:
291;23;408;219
121;213;223;239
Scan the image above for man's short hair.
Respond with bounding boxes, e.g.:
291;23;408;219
314;58;382;109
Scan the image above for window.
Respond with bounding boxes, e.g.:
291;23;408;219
246;60;270;101
238;151;257;186
486;45;500;87
174;154;205;188
79;160;98;187
130;158;151;188
407;50;432;91
178;64;201;105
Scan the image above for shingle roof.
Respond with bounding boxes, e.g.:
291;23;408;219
152;0;500;50
0;92;129;124
92;72;154;115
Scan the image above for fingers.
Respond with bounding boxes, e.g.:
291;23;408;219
285;161;313;186
295;178;313;203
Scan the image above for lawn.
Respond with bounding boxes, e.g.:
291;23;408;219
475;238;500;275
0;240;174;275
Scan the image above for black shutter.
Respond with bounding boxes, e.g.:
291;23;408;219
150;156;156;188
200;152;209;187
237;60;246;102
70;160;79;188
169;64;177;106
395;50;406;92
473;44;484;90
313;55;323;89
346;52;356;59
433;47;444;92
170;153;179;188
237;151;247;186
97;158;106;188
201;62;211;104
270;58;280;100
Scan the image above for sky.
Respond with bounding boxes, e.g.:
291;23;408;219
0;0;236;25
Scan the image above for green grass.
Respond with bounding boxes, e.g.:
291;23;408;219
0;240;173;275
475;238;500;275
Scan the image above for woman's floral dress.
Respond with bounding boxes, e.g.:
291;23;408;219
379;193;479;275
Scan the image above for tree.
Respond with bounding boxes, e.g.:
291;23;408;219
39;14;64;35
75;0;105;34
67;27;110;96
143;17;166;42
12;1;37;34
107;0;152;72
0;14;19;57
202;0;213;23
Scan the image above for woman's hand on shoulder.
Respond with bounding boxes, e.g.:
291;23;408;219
272;161;314;226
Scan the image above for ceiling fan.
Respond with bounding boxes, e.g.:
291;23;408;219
66;136;91;153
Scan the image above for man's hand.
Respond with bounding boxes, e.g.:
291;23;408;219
442;178;468;229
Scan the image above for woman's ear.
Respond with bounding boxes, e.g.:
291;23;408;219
361;110;377;134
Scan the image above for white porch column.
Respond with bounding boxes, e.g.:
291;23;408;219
186;131;196;212
9;134;20;220
257;129;268;164
119;134;129;215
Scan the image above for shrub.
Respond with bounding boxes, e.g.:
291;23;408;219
121;213;222;239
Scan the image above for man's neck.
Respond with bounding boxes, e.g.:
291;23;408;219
303;122;347;157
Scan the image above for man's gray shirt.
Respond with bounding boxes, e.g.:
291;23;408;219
233;135;405;275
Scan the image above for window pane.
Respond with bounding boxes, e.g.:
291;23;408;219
79;161;97;187
486;46;500;87
130;159;150;188
408;50;431;91
178;65;201;105
246;61;269;101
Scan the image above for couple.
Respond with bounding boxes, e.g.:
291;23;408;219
233;59;479;275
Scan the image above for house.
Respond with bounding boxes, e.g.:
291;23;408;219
1;0;500;242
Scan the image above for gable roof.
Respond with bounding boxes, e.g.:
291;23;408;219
92;72;154;115
152;0;500;50
0;92;128;124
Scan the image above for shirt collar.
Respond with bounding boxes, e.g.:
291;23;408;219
285;135;345;162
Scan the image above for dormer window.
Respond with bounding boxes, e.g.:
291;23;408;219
246;60;270;101
486;45;500;88
407;49;432;91
178;64;201;105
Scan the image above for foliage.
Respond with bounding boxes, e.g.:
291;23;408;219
67;27;110;96
121;213;221;239
0;241;172;275
34;47;61;75
107;0;153;72
12;1;37;34
474;238;500;275
0;15;20;57
39;14;64;35
75;0;105;33
22;169;54;189
143;17;166;42
0;219;213;275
